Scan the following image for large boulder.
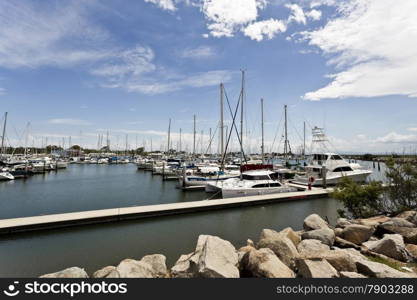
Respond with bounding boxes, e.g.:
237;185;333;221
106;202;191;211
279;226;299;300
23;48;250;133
341;224;375;245
140;254;168;278
171;235;239;278
340;271;367;278
365;234;411;262
376;224;417;244
297;239;330;255
40;267;88;278
237;240;256;270
93;266;117;278
279;227;301;247
356;260;411;278
300;250;357;272
395;211;417;226
109;259;155;278
355;215;390;227
301;228;335;246
170;253;196;278
406;244;417;259
335;248;368;264
336;218;352;228
100;254;168;278
296;258;339;278
382;218;415;228
303;214;329;231
257;229;299;269
243;248;295;278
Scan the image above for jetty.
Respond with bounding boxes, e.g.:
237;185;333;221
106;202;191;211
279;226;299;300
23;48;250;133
0;186;331;235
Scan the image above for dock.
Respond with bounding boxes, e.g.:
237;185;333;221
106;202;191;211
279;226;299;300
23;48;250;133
0;188;332;235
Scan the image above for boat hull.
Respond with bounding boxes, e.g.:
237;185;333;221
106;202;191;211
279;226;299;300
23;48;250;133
221;186;297;198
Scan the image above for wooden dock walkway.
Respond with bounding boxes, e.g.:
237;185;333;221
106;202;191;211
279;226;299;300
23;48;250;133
0;188;332;235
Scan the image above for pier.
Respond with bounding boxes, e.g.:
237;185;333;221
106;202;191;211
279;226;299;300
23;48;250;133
0;187;331;235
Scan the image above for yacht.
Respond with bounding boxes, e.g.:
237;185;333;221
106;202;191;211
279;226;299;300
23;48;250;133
291;127;372;186
0;170;14;181
206;170;297;198
292;153;372;186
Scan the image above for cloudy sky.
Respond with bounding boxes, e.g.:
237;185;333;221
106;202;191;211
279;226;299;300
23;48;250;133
1;0;417;154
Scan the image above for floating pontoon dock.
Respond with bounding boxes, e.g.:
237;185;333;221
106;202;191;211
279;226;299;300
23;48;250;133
0;187;332;235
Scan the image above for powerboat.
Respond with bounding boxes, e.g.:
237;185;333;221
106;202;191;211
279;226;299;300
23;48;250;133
292;153;372;186
207;170;297;198
0;171;14;181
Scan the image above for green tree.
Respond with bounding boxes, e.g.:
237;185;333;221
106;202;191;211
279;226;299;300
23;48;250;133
332;177;384;218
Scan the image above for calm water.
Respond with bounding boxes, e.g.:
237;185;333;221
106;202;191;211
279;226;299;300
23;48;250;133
0;162;387;277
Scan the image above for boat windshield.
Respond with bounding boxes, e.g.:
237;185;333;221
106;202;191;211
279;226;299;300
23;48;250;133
242;174;270;180
331;155;343;160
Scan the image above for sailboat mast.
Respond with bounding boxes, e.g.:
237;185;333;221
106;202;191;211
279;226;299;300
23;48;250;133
261;98;265;164
303;121;306;158
284;104;288;160
179;128;182;153
220;83;224;162
1;112;8;157
167;118;171;154
193;114;196;156
240;70;245;165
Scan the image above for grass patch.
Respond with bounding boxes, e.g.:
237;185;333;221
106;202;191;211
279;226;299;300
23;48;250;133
365;255;404;271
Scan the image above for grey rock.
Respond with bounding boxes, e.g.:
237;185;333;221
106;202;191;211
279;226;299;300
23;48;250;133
376;225;417;244
341;224;375;245
336;218;352;228
366;234;411;262
257;229;299;269
301;228;335;246
171;235;239;278
300;249;357;272
141;254;168;278
243;248;295;278
40;267;89;278
334;228;343;237
382;218;415;228
356;260;411;278
92;266;116;278
405;244;417;259
112;259;155;278
297;239;330;255
395;211;417;226
340;271;367;278
279;227;301;247
296;258;339;278
303;214;329;231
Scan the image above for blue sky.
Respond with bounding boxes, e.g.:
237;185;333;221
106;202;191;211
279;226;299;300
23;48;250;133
1;0;417;153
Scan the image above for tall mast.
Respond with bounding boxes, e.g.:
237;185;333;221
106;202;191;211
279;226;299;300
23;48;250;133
106;130;110;151
261;98;265;164
303;121;306;158
1;112;8;157
284;104;288;160
167;118;171;154
179;128;182;153
24;122;30;157
240;70;245;165
220;83;224;161
209;128;212;155
193;114;196;156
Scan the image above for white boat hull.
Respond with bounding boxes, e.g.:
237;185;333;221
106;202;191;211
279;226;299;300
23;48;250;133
292;170;372;186
0;172;14;181
222;186;297;198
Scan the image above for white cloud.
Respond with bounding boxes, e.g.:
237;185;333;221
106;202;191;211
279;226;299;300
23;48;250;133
181;46;216;58
144;0;176;11
0;1;111;69
306;9;322;21
48;119;93;126
201;0;266;37
407;128;417;132
375;132;417;144
310;0;337;8
303;0;417;100
243;19;287;41
91;46;156;78
286;3;306;25
123;70;233;94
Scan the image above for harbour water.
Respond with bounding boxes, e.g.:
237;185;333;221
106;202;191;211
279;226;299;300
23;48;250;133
0;162;383;277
